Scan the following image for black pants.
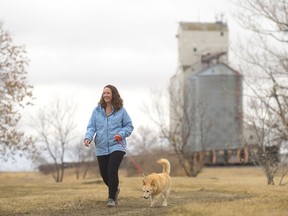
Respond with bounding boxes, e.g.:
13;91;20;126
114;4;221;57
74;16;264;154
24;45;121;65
97;151;125;200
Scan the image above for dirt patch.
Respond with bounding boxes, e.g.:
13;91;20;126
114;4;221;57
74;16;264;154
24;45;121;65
1;189;251;216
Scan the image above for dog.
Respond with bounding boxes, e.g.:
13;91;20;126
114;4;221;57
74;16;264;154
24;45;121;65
142;158;171;207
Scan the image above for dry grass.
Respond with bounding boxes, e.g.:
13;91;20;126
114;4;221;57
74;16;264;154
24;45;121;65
0;167;287;216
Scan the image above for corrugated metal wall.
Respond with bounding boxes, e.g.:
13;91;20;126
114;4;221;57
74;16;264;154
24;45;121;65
185;64;242;152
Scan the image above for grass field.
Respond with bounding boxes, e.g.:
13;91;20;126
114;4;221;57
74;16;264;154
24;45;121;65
0;167;287;216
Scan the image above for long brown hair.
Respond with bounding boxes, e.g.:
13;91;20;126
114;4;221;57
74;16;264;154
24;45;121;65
99;84;123;112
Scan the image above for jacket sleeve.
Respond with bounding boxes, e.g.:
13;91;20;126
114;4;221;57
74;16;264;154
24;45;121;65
118;108;134;139
84;108;97;141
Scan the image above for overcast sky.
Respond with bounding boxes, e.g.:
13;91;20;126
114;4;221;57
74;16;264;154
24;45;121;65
0;0;237;170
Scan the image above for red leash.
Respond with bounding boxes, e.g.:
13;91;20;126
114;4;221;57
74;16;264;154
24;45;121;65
117;139;145;177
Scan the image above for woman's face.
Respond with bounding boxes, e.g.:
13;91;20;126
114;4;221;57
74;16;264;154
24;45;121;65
103;87;112;104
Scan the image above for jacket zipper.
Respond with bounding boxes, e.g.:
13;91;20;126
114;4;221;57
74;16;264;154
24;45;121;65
106;115;109;154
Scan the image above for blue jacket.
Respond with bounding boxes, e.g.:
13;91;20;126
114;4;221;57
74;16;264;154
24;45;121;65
85;105;134;156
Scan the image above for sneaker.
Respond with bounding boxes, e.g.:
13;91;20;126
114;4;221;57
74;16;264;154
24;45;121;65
115;188;120;205
107;198;115;207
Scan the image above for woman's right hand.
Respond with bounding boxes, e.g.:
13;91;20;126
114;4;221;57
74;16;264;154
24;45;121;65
84;139;91;147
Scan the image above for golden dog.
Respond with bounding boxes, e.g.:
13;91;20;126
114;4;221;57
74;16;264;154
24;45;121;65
142;158;171;207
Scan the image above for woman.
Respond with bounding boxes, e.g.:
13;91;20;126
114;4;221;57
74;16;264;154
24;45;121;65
84;84;134;207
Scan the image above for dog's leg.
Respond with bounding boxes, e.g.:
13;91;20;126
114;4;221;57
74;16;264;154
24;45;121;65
161;194;167;207
149;195;156;207
161;189;170;206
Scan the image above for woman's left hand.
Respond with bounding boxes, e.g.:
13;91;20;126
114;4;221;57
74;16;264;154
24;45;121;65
114;134;122;142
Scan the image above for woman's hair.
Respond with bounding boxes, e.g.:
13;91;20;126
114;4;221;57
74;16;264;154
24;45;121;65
99;84;123;112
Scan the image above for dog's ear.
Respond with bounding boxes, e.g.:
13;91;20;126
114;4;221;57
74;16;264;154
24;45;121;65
151;179;155;186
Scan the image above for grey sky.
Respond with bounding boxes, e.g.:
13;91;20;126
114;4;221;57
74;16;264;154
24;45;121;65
1;0;230;87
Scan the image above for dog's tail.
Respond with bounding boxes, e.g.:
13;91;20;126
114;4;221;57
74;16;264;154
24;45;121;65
157;158;170;175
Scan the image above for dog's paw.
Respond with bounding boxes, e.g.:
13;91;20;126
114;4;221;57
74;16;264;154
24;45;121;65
162;202;167;207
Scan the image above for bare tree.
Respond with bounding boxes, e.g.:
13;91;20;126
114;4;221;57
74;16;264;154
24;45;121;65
245;98;281;185
231;0;288;184
34;99;78;182
67;138;97;180
143;84;210;177
0;22;35;163
170;81;212;177
128;125;167;155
